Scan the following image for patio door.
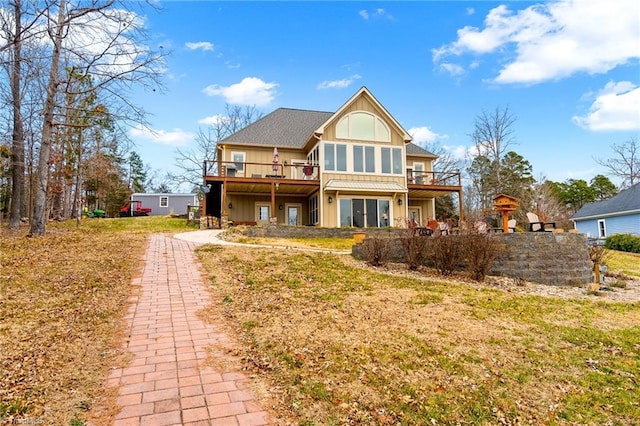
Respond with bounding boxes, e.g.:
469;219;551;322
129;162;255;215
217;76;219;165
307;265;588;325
408;207;422;226
255;203;271;224
286;205;300;226
352;199;365;227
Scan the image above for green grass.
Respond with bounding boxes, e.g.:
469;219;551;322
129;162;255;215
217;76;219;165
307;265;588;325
236;236;354;251
72;215;199;233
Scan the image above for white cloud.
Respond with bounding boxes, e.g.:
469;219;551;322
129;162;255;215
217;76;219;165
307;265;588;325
359;8;393;20
443;144;472;161
203;77;278;106
466;7;475;16
573;81;640;131
438;63;465;77
408;126;447;144
130;125;194;147
198;114;228;126
433;0;640;84
185;41;214;51
317;74;362;90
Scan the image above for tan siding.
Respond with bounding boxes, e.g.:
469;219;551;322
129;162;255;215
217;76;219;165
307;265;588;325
406;155;434;172
222;145;306;177
322;92;407;147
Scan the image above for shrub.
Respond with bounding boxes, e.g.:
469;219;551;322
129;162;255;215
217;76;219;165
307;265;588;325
605;233;640;254
430;234;463;276
361;237;391;267
399;228;431;270
460;232;505;281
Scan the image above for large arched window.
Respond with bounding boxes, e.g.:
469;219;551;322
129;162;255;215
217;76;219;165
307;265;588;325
336;112;390;142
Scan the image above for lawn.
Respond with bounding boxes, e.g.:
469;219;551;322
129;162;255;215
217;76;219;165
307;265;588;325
1;220;638;425
197;244;640;425
0;217;196;425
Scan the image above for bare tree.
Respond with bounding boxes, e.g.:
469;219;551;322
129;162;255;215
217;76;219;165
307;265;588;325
595;136;640;189
470;106;517;187
467;106;518;210
25;0;165;235
171;104;262;189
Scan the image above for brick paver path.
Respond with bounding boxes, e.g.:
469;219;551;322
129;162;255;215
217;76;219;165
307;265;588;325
108;234;271;426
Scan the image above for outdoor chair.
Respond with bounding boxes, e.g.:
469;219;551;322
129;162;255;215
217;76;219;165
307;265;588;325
526;212;556;232
473;221;488;233
508;219;517;233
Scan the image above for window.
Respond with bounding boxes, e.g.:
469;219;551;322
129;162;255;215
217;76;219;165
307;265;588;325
381;148;391;174
324;144;335;171
598;219;606;238
352;145;375;173
354;146;363;172
365;146;375;172
336;112;390;142
309;195;318;225
324;143;347;172
382;148;402;174
392;148;402;174
231;152;245;172
159;196;168;208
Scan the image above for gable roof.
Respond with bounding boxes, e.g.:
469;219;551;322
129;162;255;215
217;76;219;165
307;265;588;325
220;88;438;159
221;108;333;148
573;183;640;220
314;87;413;143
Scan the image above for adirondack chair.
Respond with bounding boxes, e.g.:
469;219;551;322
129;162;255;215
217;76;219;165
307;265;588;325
526;212;556;232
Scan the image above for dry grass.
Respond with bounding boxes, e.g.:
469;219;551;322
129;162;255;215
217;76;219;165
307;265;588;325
0;217;195;425
606;250;640;278
197;245;640;425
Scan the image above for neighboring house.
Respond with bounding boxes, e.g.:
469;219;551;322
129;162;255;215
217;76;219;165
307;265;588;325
132;193;199;216
572;183;640;238
202;87;462;228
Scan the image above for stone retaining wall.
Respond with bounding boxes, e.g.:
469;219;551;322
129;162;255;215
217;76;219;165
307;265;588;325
237;225;593;287
490;233;591;286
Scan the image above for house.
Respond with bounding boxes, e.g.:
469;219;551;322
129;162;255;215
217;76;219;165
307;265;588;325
572;183;640;238
132;193;199;216
201;87;462;228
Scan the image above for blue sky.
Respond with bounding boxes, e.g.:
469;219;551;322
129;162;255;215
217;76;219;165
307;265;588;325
128;0;640;188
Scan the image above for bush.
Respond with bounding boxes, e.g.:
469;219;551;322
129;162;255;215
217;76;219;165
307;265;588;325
399;228;431;271
460;232;505;281
605;233;640;254
430;234;463;276
361;237;390;267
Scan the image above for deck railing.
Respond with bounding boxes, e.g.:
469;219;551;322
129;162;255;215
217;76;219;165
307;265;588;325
203;161;318;180
406;169;461;187
203;161;461;187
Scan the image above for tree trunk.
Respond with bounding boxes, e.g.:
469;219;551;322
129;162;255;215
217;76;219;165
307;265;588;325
9;0;25;228
30;0;66;235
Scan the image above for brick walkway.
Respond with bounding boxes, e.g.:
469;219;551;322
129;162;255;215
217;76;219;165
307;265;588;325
108;234;271;426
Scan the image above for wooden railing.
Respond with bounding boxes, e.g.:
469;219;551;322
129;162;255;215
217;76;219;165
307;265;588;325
203;160;318;180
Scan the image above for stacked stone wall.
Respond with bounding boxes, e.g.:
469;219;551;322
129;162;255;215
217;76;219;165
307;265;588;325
238;225;592;286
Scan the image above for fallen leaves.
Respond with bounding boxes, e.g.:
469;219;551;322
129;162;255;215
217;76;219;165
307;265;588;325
0;222;147;425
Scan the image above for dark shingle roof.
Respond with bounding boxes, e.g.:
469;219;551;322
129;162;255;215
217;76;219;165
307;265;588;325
573;183;640;219
221;108;333;148
406;143;436;157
